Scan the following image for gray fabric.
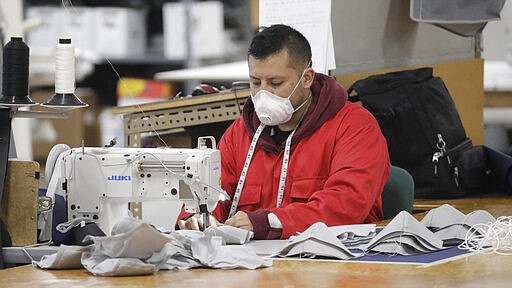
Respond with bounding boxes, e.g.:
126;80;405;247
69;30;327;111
421;204;496;243
147;243;202;270
81;253;157;276
190;236;272;269
277;222;360;260
55;218;96;234
110;216;144;235
421;204;466;228
329;224;376;248
36;217;271;276
204;225;254;244
365;211;444;255
84;221;170;259
80;229;271;276
33;245;90;269
410;0;506;36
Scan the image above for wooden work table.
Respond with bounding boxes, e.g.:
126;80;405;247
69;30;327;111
1;196;511;288
413;196;512;216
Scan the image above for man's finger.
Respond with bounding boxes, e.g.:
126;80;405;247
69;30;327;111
224;217;235;226
224;211;253;231
179;214;221;231
209;215;221;227
188;216;201;230
177;220;187;230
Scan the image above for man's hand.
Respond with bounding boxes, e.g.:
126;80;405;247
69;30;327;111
224;211;253;231
177;214;220;231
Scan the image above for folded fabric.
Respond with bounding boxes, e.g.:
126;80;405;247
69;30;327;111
328;224;376;237
37;217;272;276
464;210;496;227
84;221;170;259
110;216;146;235
147;243;202;270
420;204;466;229
278;222;359;260
365;211;444;255
33;245;90;269
329;224;376;248
191;236;272;269
421;205;496;245
81;252;157;276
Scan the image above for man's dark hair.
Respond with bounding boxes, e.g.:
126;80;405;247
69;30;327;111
248;24;312;71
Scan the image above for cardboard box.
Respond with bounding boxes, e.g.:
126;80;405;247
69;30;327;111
26;7;64;48
163;1;224;60
27;6;145;58
65;7;97;53
0;160;40;246
94;7;146;58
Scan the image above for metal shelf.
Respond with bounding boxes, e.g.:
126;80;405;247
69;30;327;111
111;89;250;147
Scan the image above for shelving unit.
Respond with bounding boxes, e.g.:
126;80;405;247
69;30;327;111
111;88;249;147
24;0;253;104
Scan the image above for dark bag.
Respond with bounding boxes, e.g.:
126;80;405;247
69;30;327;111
348;67;487;198
484;146;512;194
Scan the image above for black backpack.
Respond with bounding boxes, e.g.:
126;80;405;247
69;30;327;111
348;67;486;198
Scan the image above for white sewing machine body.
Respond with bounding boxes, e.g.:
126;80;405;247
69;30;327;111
43;139;221;237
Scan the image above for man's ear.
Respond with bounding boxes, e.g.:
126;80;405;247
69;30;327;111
303;68;315;88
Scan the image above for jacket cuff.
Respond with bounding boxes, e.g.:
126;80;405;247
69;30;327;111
245;209;282;240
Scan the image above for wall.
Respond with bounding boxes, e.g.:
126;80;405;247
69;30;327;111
331;0;476;76
480;1;512;153
482;0;512;61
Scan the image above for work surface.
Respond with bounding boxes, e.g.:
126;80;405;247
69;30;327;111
2;196;512;288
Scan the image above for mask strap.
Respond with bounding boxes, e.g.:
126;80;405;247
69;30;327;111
287;61;312;100
293;91;312;113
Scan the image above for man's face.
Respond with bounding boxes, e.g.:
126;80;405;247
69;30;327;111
248;50;303;100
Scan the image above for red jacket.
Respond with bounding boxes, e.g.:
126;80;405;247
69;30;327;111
213;73;390;239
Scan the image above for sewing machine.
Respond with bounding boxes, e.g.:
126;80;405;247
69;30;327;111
40;136;223;241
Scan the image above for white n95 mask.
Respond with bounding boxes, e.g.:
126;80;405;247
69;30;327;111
251;65;310;126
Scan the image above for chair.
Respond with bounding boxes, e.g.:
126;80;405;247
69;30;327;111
381;165;415;219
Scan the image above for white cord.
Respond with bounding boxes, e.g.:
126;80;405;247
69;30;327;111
458;216;512;255
22;240;54;264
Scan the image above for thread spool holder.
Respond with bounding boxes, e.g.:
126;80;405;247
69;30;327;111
8;107;69;119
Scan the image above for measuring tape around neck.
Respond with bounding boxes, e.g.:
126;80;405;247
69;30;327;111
228;92;312;219
228;123;298;218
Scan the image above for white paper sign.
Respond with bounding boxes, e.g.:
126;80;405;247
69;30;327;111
259;0;336;74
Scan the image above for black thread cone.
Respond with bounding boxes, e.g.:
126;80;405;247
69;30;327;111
0;37;35;106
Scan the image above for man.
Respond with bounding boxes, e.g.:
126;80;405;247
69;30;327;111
178;24;390;239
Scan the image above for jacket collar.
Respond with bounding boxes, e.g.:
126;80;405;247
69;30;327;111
243;73;347;154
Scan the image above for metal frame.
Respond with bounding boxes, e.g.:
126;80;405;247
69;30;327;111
112;89;250;147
